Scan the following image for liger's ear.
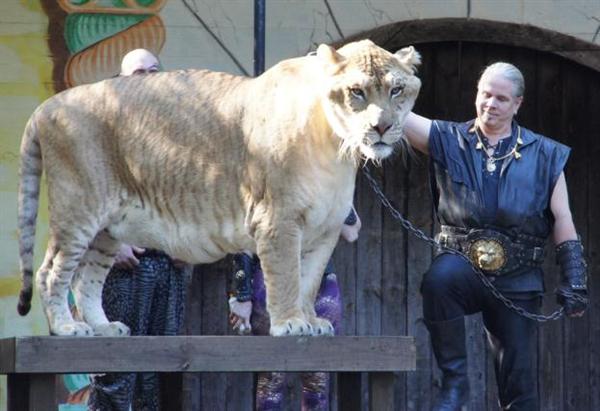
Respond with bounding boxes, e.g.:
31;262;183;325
316;44;345;65
394;46;421;74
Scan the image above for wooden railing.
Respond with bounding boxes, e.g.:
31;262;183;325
0;335;415;411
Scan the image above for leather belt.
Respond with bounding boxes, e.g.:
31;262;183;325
437;225;546;276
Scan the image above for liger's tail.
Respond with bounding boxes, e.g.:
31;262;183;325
17;113;43;316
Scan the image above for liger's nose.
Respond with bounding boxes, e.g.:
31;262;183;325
373;122;392;136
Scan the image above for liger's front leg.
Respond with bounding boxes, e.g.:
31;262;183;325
255;221;312;336
299;233;339;336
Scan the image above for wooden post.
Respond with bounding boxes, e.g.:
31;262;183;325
7;374;28;411
338;372;362;411
369;372;395;411
160;372;183;410
7;374;56;411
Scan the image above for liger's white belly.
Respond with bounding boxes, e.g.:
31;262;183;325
106;201;254;263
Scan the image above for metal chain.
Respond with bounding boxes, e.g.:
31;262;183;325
361;166;566;322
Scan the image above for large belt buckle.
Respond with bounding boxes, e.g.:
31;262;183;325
468;236;507;273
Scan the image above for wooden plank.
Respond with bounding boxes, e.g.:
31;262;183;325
338;372;362;411
182;264;204;410
510;46;538;130
406;42;436;411
333;218;358;336
355;166;383;338
460;41;490;411
561;60;591;411
381;113;409;408
1;336;415;373
369;372;395;411
0;338;15;374
161;373;183;411
199;260;229;410
355;139;385;409
535;50;565;411
586;59;600;411
225;372;254;411
332;237;359;406
29;374;57;411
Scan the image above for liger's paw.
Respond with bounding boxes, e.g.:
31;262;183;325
93;321;131;337
52;321;94;337
270;317;313;336
310;318;334;336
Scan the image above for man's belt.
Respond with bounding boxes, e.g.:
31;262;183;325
437;225;546;276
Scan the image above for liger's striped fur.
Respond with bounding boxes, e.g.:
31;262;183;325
17;40;421;337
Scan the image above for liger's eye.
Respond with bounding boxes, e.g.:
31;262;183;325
390;85;404;97
350;87;365;99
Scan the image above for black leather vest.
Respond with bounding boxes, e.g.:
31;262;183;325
429;120;570;292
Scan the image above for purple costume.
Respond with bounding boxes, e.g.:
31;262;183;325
233;255;342;411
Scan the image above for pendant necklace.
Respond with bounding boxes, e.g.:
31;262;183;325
475;126;523;173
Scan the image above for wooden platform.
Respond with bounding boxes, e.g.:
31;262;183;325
0;335;415;410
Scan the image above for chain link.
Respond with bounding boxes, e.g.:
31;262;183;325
361;166;565;322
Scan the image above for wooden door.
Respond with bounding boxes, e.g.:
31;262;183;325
183;41;600;410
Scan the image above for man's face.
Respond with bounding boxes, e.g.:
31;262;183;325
131;66;159;75
475;74;522;131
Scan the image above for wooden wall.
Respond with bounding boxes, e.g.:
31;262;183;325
182;42;600;411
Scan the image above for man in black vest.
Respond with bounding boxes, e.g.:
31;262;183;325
403;62;588;410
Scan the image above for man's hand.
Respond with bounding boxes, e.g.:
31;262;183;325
556;286;587;318
113;244;145;269
340;212;362;243
555;239;588;318
228;297;252;334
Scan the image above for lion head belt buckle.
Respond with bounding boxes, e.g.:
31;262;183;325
468;238;507;273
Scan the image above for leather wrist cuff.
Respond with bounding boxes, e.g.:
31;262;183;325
344;208;357;226
232;254;254;302
556;239;588;291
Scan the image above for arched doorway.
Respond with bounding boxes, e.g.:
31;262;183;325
335;21;600;410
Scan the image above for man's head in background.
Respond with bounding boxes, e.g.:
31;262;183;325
120;49;160;76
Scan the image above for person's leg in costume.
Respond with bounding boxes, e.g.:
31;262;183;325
482;295;540;411
133;252;186;411
421;253;487;410
301;269;342;411
251;264;287;410
88;253;159;410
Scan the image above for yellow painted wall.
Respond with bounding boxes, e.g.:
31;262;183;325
0;0;54;334
0;1;54;408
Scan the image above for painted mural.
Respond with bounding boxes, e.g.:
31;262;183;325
0;0;250;411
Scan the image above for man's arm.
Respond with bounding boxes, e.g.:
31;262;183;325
550;172;578;244
404;112;433;155
550;172;587;318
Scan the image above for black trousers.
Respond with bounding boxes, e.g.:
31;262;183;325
421;253;540;411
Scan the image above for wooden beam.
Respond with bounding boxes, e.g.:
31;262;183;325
0;336;415;374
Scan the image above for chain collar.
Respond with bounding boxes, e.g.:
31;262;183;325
361;165;571;322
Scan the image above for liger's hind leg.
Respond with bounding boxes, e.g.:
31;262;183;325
39;237;94;336
71;230;129;336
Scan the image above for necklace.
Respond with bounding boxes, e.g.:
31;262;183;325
475;126;523;172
